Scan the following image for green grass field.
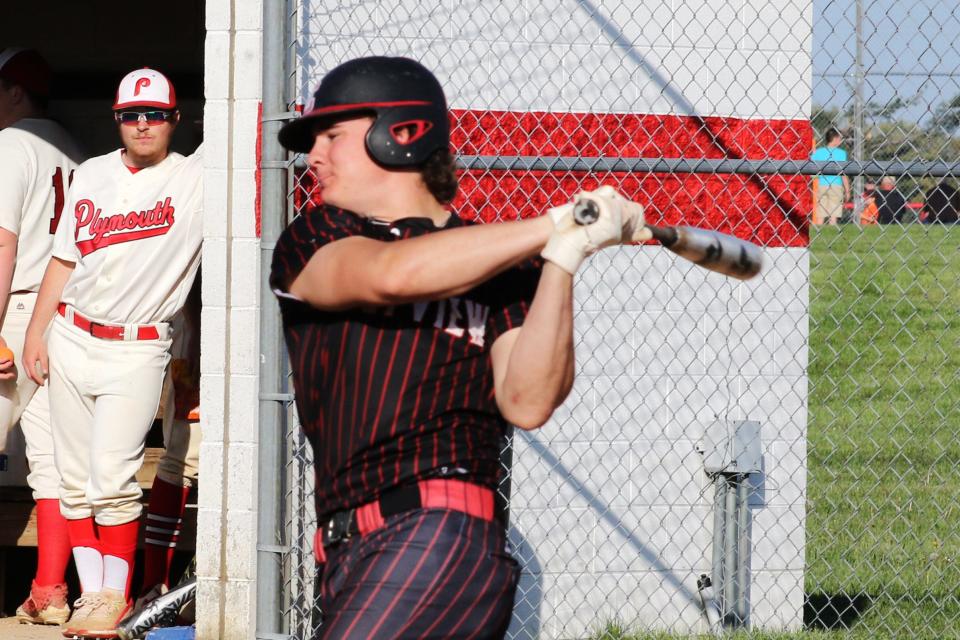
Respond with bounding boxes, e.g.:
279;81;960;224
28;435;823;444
805;225;960;639
588;225;960;639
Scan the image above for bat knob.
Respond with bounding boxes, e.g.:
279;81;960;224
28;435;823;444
573;199;600;225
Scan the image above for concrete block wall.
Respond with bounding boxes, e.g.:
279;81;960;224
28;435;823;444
197;1;263;638
507;245;808;638
298;0;811;120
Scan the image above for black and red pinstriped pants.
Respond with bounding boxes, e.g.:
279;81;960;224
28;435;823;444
315;508;520;640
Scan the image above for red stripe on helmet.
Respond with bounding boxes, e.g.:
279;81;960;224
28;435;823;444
303;100;432;118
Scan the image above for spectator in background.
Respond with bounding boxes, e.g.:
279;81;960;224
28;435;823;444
921;180;959;224
859;180;879;225
876;176;908;224
811;128;851;225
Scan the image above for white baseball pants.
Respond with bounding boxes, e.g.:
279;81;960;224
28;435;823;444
0;291;58;499
48;312;171;525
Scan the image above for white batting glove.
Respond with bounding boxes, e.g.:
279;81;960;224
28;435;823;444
542;189;623;274
581;185;653;243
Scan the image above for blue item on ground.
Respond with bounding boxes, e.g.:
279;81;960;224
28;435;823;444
145;627;196;640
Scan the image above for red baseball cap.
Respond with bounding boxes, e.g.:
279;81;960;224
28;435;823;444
0;48;51;97
114;68;177;110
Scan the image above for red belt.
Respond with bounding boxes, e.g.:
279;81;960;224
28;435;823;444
58;303;160;341
314;479;495;563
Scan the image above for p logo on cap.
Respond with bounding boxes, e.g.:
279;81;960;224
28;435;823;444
114;68;176;110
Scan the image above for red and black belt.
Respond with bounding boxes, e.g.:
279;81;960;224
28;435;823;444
314;478;496;563
58;303;161;341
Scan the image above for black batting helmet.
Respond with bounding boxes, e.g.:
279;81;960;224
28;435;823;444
278;56;450;167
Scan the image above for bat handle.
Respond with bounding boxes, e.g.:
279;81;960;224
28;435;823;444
572;199;600;225
645;224;678;247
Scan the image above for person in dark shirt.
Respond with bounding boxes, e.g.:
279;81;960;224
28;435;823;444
876;176;908;224
922;180;959;224
269;56;649;639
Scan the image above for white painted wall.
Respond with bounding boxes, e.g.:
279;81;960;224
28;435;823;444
197;1;263;638
297;0;812;120
507;246;808;637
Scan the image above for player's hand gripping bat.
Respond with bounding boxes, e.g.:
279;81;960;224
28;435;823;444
572;198;763;281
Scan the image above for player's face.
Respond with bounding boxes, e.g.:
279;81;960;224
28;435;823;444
307;116;384;212
116;109;178;166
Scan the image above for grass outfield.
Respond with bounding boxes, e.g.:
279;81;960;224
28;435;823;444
587;225;960;639
805;225;960;638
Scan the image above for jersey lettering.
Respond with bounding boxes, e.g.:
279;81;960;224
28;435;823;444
134;78;151;95
463;300;490;347
412;298;488;347
73;196;176;256
444;296;465;339
50;167;75;234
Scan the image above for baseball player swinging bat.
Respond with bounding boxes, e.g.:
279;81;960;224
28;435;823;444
572;198;763;280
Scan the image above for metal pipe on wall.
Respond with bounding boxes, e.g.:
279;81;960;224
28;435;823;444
256;0;291;635
736;476;751;624
722;475;738;624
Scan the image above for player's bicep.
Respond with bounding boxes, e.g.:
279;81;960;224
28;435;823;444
288;235;395;310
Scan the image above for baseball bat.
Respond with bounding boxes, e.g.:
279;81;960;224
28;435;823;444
572;199;763;280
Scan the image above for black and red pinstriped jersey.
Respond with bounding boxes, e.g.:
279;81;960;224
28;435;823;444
270;206;541;522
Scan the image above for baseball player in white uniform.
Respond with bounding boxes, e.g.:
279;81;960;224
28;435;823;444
22;67;202;639
0;47;85;626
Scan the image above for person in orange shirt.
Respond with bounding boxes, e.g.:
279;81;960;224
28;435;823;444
859;180;879;225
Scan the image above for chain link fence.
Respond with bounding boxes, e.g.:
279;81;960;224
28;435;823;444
261;0;960;637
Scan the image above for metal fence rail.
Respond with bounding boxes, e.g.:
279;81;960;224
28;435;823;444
259;0;960;637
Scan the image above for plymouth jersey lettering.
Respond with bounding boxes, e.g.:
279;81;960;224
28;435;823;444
73;197;176;256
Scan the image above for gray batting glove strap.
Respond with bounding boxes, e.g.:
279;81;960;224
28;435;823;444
541;190;623;274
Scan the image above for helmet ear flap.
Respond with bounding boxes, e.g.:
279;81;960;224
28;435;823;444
365;110;447;167
389;120;434;145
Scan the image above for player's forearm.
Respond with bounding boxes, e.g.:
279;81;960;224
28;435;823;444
296;215;554;309
494;263;575;430
26;257;75;339
382;216;554;301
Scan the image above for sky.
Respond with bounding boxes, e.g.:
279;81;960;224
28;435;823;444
812;0;960;124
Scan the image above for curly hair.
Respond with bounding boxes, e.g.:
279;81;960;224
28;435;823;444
419;148;459;204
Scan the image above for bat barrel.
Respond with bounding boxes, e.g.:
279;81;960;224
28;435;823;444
669;226;763;280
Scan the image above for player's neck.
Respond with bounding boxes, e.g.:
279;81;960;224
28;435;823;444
357;179;450;226
363;196;449;226
121;148;169;170
0;106;43;129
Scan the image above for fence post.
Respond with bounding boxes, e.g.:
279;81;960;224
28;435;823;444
256;0;290;635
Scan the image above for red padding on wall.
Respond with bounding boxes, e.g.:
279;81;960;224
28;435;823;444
293;110;813;247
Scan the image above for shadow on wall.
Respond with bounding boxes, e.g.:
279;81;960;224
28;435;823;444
519;431;704;613
506;527;543;639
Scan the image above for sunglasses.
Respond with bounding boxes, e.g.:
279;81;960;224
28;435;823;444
114;110;177;126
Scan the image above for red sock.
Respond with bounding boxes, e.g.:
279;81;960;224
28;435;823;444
98;520;139;600
141;478;189;591
34;499;72;586
67;517;104;593
66;516;100;551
